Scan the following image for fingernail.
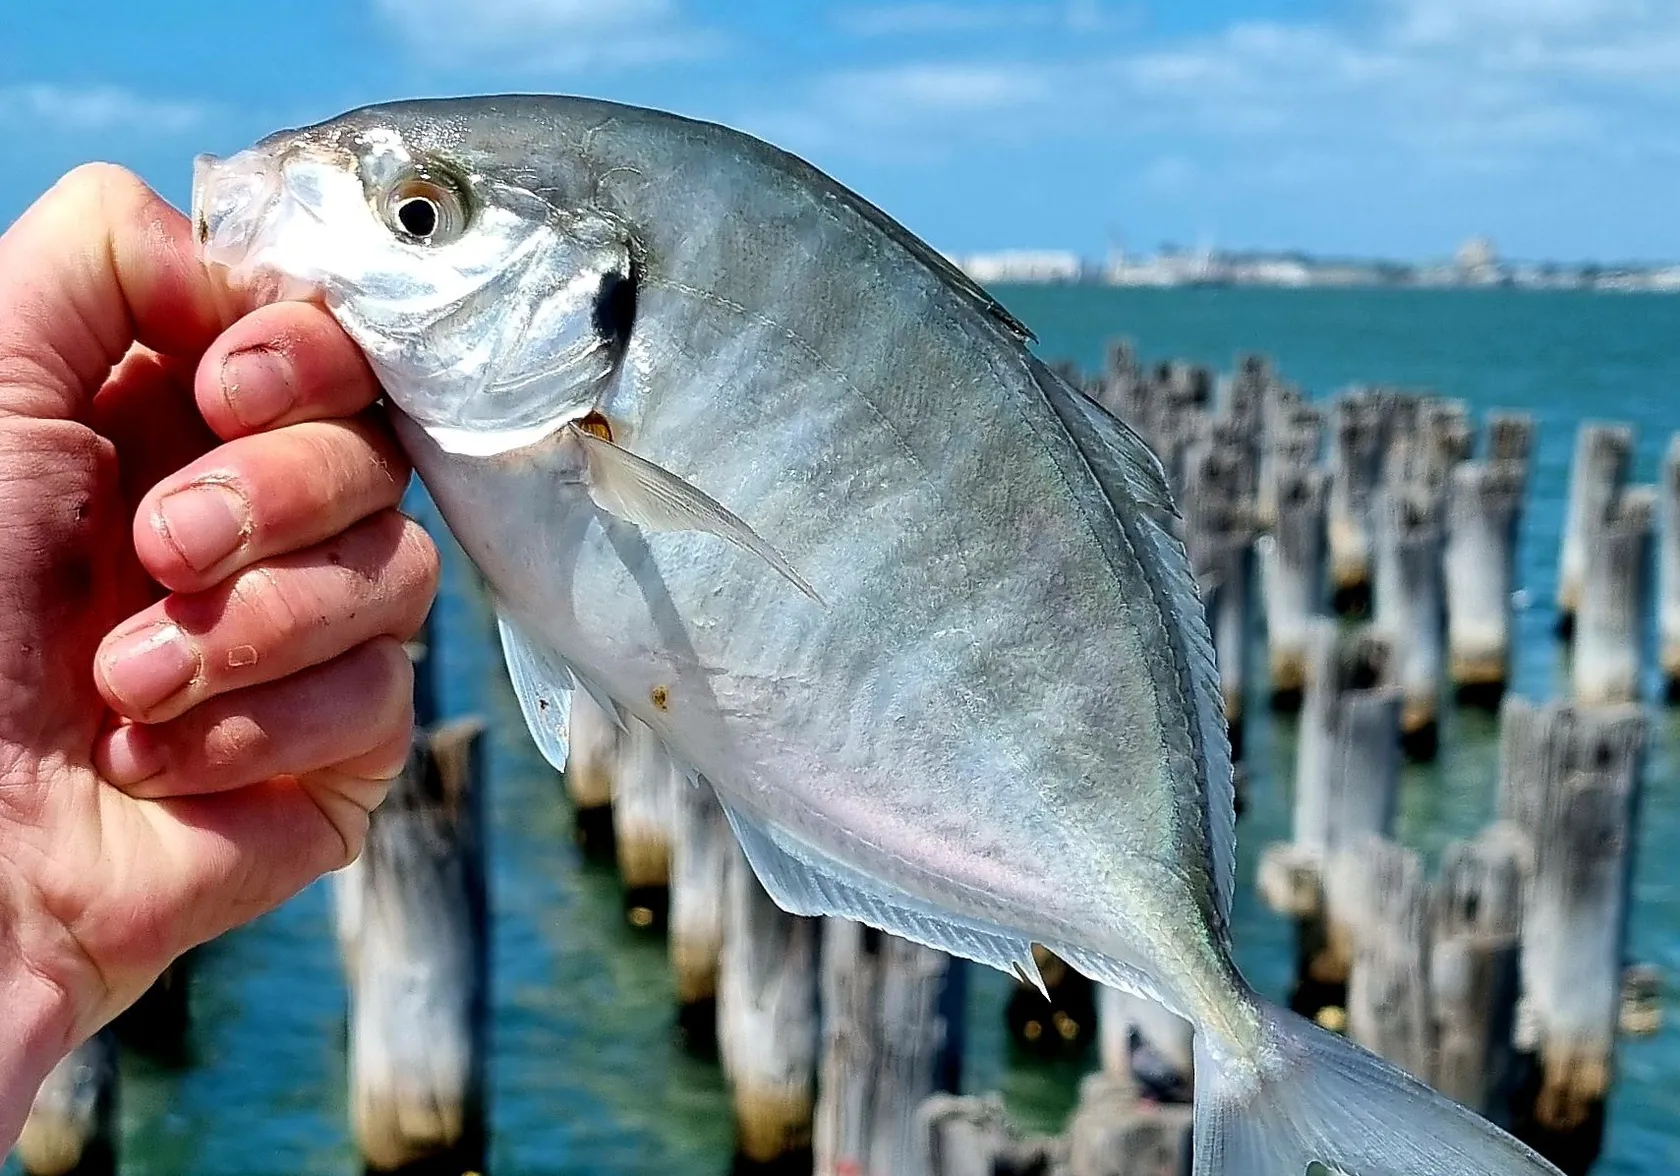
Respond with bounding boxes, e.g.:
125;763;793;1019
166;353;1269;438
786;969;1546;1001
100;622;199;713
100;723;167;788
221;345;295;429
156;483;250;572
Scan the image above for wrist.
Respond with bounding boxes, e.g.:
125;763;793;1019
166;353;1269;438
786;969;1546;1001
0;947;75;1150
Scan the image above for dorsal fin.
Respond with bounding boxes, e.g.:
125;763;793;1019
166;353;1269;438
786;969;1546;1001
1035;363;1238;927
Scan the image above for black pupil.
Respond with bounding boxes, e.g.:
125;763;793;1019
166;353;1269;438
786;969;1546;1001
397;197;438;238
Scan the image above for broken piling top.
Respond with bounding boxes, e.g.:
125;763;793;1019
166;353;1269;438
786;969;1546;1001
1659;435;1680;692
1261;464;1330;702
1419;398;1475;482
1558;421;1635;622
1487;411;1537;477
1329;837;1433;1080
344;717;490;1175
1445;460;1527;696
1327;388;1387;597
1257;401;1324;530
1220;350;1273;439
1430;831;1525;1115
1498;699;1646;1136
1295;621;1399;859
1373;481;1447;743
1574;487;1655;705
566;686;620;813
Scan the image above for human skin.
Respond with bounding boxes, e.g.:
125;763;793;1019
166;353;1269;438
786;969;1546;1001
0;165;439;1146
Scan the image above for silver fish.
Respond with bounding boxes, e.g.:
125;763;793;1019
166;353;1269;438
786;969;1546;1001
194;96;1562;1176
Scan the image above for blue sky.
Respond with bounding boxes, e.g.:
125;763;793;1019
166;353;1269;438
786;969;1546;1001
2;0;1676;262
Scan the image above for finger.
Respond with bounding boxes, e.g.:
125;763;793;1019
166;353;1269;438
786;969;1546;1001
95;510;438;723
133;413;411;593
0;164;228;421
93;637;414;799
195;301;383;440
89;347;219;507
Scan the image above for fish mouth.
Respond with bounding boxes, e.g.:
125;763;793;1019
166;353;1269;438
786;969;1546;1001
191;147;331;308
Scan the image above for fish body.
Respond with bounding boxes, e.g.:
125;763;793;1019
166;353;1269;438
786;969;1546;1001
195;96;1563;1176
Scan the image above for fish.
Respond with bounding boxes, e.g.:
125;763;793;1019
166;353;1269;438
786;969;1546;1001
193;96;1564;1175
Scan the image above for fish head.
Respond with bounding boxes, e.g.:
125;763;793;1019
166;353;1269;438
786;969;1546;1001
192;103;637;457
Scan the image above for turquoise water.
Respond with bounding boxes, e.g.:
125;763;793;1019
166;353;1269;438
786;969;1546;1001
7;287;1679;1174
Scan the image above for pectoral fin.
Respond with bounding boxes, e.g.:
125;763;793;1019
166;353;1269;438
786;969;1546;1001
571;425;823;604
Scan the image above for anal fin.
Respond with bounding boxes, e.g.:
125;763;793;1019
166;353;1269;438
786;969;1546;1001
718;796;1046;996
496;613;575;771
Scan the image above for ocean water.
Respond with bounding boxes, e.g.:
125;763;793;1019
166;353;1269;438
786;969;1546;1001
7;286;1680;1175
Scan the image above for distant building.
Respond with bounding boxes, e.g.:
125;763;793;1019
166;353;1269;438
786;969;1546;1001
954;250;1084;284
1455;237;1504;285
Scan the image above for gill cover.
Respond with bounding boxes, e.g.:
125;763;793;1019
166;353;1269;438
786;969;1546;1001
195;126;631;454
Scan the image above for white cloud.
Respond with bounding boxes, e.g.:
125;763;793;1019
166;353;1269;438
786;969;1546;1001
375;0;725;71
766;0;1680;175
835;1;1126;38
0;85;206;135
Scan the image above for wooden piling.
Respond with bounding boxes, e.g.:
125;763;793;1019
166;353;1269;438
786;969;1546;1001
1430;832;1524;1119
1499;699;1647;1173
719;846;820;1173
1572;489;1653;706
16;1030;117;1176
1662;436;1680;701
343;717;489;1175
1066;1072;1194;1176
1445;461;1525;706
814;921;963;1176
1328;390;1384;614
1557;423;1633;638
1260;464;1329;709
565;687;620;859
1182;429;1257;756
1328;838;1433;1081
1257;402;1320;531
1260;622;1400;1017
1373;483;1446;758
1487;412;1536;470
670;774;731;1053
917;1094;1065;1176
613;716;679;930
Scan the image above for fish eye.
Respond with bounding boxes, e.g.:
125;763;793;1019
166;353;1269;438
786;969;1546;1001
380;173;467;244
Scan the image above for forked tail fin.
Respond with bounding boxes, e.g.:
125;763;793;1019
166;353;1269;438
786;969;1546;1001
1193;1000;1564;1175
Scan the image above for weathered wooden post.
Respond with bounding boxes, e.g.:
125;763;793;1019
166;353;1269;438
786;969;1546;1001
1557;423;1633;639
1257;402;1320;531
814;922;964;1176
1182;430;1256;756
1445;461;1525;706
1419;398;1473;483
1373;483;1446;758
1095;339;1148;435
719;846;821;1173
1499;699;1647;1174
565;687;620;858
1430;832;1524;1119
1573;488;1653;706
16;1030;117;1176
343;716;489;1175
1328;389;1383;614
1487;412;1536;470
917;1095;1065;1176
1260;464;1329;710
1066;1072;1194;1176
1328;838;1433;1081
1259;623;1400;1018
613;716;679;930
670;774;731;1052
1661;435;1680;701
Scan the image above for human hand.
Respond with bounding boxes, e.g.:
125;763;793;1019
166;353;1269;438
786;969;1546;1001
0;165;438;1132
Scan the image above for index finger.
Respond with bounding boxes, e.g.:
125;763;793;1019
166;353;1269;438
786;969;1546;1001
0;164;229;421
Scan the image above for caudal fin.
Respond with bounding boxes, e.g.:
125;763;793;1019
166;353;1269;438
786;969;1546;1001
1193;1000;1564;1176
